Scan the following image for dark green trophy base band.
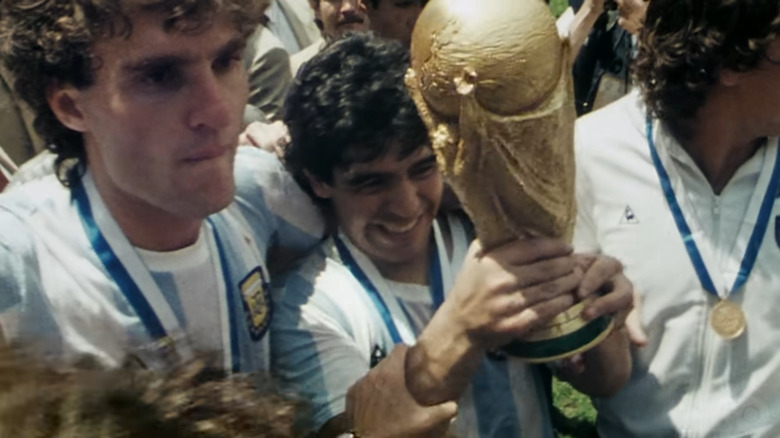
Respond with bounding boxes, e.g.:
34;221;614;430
501;315;613;362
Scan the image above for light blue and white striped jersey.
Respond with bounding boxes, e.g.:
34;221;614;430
271;214;554;438
0;147;322;371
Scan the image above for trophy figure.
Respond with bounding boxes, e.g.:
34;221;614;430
405;0;613;362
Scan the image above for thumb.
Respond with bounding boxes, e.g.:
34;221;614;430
625;308;647;347
417;400;458;431
625;290;647;347
429;400;458;420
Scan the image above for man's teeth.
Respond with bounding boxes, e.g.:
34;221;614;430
381;220;417;233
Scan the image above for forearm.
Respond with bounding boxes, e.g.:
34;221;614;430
405;300;484;406
566;2;604;62
559;327;632;397
343;345;458;438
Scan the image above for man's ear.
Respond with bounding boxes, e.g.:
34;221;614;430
304;169;333;199
47;82;89;133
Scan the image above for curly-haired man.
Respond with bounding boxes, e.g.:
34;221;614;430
274;32;634;438
0;0;322;371
575;0;780;435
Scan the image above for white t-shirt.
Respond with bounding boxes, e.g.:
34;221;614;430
136;226;222;355
575;91;780;437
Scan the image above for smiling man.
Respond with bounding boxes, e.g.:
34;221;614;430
0;0;322;370
274;33;633;438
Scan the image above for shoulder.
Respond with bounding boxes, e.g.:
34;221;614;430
0;173;86;271
575;91;649;170
233;146;323;239
0;179;83;347
233;146;303;211
273;242;375;340
0;175;70;237
0;175;101;292
233;146;298;201
576;91;645;147
277;244;366;317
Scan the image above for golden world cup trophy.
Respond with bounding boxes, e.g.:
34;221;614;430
405;0;614;362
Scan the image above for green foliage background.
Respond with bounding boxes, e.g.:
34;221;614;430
553;378;597;438
550;0;570;17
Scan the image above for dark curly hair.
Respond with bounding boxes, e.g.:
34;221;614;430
635;0;780;139
0;345;311;437
0;0;263;187
283;32;428;199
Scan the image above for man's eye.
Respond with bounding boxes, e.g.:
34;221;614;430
214;52;243;73
410;161;437;178
349;177;388;193
139;66;182;89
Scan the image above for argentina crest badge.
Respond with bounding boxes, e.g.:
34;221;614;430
239;268;272;341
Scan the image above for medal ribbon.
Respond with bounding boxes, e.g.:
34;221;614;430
646;116;780;297
74;174;238;366
334;220;448;345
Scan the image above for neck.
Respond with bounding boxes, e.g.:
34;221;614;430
374;250;431;285
89;172;202;252
679;90;764;194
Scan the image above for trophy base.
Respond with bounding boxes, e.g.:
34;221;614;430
501;299;615;363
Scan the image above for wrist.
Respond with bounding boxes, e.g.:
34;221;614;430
425;298;483;360
405;302;484;405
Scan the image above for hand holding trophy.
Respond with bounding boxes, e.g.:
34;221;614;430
405;0;614;362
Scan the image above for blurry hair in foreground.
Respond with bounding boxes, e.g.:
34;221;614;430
0;346;310;437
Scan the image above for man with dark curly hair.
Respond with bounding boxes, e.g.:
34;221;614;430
575;0;780;435
0;0;323;372
274;32;634;438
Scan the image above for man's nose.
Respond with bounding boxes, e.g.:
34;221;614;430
341;0;364;14
386;178;422;217
187;70;235;132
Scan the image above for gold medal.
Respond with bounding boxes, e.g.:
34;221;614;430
710;300;746;339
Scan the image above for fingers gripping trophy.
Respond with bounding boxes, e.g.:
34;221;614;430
405;0;613;362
